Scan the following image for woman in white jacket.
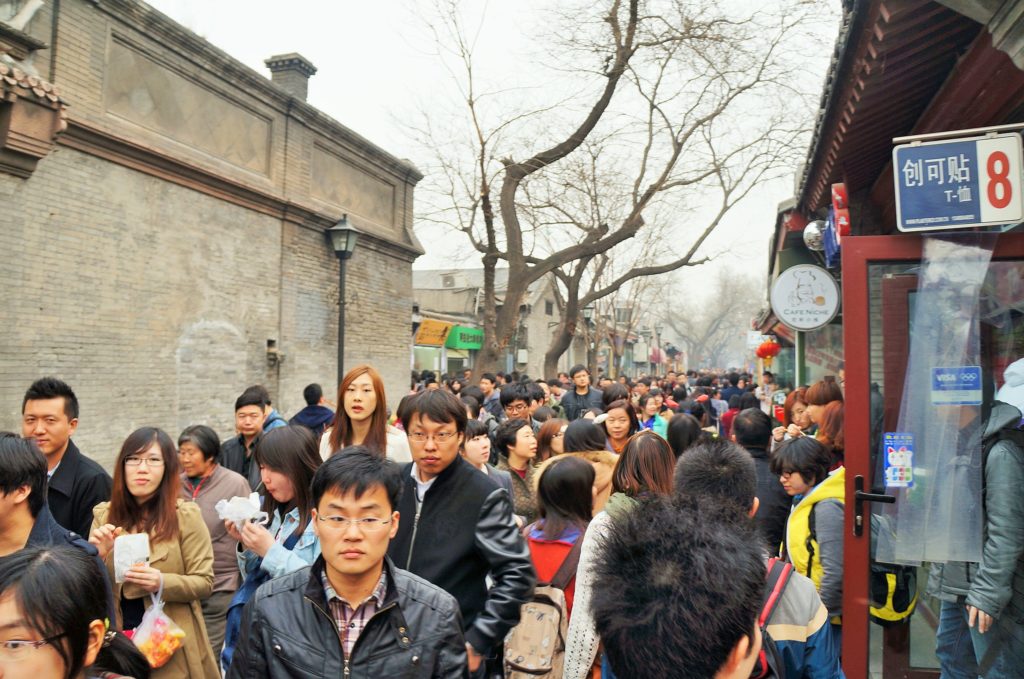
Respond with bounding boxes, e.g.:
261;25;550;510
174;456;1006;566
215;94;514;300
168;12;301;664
318;364;412;463
563;431;676;679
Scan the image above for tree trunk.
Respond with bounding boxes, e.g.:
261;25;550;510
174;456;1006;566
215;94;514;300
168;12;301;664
543;321;576;378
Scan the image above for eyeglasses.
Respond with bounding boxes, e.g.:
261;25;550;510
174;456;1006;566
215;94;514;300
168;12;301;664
504;404;529;414
316;516;393;532
779;470;797;478
408;431;459;444
125;457;164;468
0;634;67;662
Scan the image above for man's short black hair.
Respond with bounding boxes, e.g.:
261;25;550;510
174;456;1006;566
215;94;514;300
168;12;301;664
311;447;404;511
500;383;530;408
638;377;652;388
303;383;323;407
400;389;468;434
460;395;481;419
569;364;588;378
738;392;760;410
674;438;757;515
732;408;772;449
592;497;763;677
22;378;79;420
480;372;497;384
236;385;270;412
0;433;48;518
525;382;545;405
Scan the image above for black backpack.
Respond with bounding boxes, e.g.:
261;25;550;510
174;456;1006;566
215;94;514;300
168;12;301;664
750;557;793;678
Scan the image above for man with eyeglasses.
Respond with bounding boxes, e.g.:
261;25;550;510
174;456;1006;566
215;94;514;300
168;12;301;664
388;390;535;678
228;448;468;678
501;383;541;434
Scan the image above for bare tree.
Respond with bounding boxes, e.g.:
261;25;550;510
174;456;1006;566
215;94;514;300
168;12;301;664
414;0;824;374
663;269;765;369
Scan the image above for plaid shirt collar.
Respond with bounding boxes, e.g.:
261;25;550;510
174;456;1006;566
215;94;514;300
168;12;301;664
322;568;388;609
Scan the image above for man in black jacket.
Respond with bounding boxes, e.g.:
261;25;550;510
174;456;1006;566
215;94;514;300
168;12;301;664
388;390;535;677
228;449;467;678
21;377;111;538
560;365;604;421
733;407;791;554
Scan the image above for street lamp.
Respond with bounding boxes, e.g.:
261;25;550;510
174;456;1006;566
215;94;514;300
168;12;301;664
327;215;360;386
654;324;664;373
582;305;595;321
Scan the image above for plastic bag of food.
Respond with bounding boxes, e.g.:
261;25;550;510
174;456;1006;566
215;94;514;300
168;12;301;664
132;586;185;668
215;492;268;531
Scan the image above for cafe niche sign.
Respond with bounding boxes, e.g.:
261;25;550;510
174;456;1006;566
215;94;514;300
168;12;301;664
769;264;841;331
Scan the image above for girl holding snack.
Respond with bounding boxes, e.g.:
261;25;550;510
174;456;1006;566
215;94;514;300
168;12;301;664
89;427;218;678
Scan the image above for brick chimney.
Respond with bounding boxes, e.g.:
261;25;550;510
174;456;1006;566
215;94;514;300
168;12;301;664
264;53;317;101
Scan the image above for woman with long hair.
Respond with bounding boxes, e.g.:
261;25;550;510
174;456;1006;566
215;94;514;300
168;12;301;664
666;412;703;459
816;400;845;468
89;428;218;678
545;419;619;514
319;365;411;463
527;457;595;620
565;431;676;679
0;546;151;679
772;386;816;446
535;418;568;464
221;425;322;668
599;399;639;454
804;376;844;429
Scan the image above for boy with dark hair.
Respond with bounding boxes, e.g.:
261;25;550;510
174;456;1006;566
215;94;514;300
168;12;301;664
389;390;534;677
501;383;540;431
0;432;114;618
289;383;335;436
674;439;842;679
228;449;467;678
241;384;287;431
732;408;791;553
561;365;603;421
478;372;504;421
21;377;111;537
220;387;272;490
592;496;764;678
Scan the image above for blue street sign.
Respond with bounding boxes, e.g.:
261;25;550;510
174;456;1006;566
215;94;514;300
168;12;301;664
893;133;1023;232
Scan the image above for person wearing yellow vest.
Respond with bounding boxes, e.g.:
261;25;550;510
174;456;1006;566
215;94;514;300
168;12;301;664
772;437;846;648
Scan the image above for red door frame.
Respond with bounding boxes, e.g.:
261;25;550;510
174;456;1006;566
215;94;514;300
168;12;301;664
840;233;1024;677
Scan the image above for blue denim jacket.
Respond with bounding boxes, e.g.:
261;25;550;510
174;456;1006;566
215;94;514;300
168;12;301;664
237;506;320;580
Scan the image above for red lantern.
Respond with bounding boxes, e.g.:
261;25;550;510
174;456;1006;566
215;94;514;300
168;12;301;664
756;339;782;369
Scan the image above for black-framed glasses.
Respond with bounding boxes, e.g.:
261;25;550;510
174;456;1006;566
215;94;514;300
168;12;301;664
0;634;67;661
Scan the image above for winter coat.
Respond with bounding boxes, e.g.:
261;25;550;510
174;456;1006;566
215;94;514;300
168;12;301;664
226;556;468;678
561;388;604;421
743;444;792;555
495;456;538;524
47;439;112;539
783;467;846;618
318;425;412;464
92;500;219;679
288;405;334;435
387;455;535;655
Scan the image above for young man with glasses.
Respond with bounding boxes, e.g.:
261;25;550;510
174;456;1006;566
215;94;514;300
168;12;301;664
228;448;468;678
389;389;535;678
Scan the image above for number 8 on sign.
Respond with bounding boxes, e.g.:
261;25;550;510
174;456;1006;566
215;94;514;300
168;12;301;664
978;136;1023;224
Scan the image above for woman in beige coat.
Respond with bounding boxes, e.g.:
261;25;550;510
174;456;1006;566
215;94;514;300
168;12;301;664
536;419;619;514
90;427;219;679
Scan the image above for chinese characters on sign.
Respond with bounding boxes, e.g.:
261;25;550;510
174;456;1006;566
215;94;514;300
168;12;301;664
883;432;915;489
769;264;841;332
893;133;1024;232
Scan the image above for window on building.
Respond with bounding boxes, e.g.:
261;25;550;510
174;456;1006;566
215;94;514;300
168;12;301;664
545;300;554;316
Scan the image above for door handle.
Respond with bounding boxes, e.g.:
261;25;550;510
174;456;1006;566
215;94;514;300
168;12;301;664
853;474;894;537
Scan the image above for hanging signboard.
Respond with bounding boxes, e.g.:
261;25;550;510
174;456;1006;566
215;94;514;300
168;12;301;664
893;132;1024;232
769;264;841;331
414;319;452;347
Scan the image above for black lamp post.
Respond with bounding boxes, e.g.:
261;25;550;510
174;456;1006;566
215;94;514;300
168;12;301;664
327;215;360;386
581;305;595;375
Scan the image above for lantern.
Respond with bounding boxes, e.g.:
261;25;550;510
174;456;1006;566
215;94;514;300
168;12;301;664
756;338;782;368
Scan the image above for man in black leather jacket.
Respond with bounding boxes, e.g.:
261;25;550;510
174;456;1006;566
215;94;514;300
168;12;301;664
227;448;468;678
388;390;535;677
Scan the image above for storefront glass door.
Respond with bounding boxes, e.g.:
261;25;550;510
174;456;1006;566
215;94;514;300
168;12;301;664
842;234;1024;678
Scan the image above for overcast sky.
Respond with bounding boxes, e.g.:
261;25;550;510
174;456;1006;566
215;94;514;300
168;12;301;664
147;1;841;283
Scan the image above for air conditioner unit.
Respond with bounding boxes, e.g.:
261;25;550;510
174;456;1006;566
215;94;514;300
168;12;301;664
442;274;456;288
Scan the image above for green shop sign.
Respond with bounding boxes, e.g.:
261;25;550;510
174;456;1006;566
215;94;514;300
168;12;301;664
445;326;484;350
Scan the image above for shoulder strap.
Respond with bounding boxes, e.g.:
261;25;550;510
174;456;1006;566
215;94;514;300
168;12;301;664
760;557;794;627
550;533;585;591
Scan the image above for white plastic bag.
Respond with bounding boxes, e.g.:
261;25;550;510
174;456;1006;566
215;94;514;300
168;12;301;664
215;492;268;531
113;533;150;584
132;583;185;668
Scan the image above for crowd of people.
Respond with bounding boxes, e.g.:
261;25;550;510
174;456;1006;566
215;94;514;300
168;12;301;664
10;358;1016;678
